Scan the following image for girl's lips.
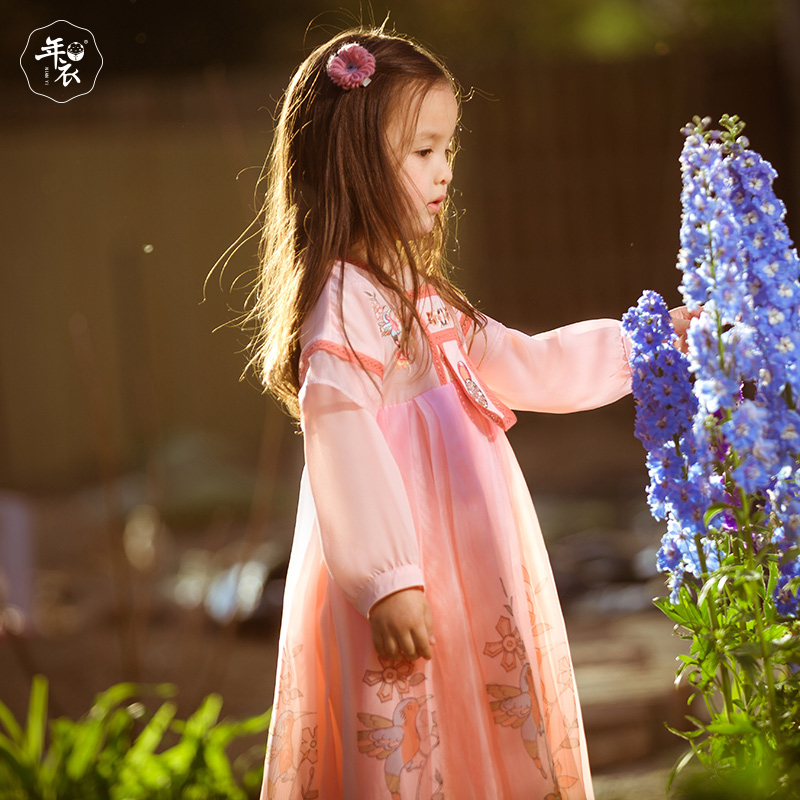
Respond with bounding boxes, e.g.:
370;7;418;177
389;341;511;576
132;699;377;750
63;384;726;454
427;197;446;213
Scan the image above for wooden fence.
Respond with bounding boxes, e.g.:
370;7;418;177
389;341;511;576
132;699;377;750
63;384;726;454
0;47;792;490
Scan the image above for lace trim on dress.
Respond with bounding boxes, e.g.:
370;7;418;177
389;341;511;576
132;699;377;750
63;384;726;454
416;286;517;431
299;339;384;384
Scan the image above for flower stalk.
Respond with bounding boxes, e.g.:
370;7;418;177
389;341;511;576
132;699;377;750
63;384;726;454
624;115;800;796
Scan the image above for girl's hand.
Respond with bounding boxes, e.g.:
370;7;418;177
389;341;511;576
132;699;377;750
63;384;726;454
368;588;434;662
669;305;701;353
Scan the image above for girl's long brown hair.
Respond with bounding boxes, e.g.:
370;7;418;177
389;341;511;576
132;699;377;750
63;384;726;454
248;25;485;419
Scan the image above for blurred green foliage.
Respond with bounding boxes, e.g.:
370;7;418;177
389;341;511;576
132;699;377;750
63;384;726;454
673;759;800;800
0;676;270;799
2;0;783;79
386;0;775;61
269;0;783;64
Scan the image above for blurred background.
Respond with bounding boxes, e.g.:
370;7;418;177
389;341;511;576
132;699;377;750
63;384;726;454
0;0;797;792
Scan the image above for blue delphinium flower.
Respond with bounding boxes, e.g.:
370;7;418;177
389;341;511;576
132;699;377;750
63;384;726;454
768;467;800;553
622;290;709;587
774;560;800;617
678;118;800;496
657;516;720;602
731;148;800;392
622;290;695;452
628;115;800;615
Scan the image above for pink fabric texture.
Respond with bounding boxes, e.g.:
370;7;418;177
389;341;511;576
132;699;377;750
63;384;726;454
261;262;632;800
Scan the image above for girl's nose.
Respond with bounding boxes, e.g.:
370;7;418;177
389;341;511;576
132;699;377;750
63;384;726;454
439;159;453;186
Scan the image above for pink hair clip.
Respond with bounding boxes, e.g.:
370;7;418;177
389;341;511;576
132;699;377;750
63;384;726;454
326;43;376;90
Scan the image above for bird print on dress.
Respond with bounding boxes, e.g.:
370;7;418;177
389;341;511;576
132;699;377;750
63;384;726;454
266;644;319;799
487;661;547;778
483;575;585;800
357;696;429;799
269;712;296;784
358;653;442;799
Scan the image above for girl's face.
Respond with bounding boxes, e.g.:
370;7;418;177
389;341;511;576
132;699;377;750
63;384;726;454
389;84;457;238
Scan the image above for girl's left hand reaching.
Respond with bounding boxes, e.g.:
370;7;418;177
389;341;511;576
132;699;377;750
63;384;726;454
669;306;701;353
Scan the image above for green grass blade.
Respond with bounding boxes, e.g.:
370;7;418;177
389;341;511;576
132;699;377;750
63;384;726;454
24;676;48;765
0;737;36;793
181;694;222;740
226;709;272;737
0;732;24;762
159;739;196;777
87;682;139;721
65;720;105;781
667;746;696;792
203;742;237;787
0;698;25;746
126;702;176;763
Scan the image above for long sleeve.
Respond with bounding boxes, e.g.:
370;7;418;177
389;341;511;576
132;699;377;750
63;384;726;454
467;315;632;414
300;352;424;618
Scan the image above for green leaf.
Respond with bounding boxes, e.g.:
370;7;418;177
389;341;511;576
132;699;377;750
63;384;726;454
684;715;708;730
181;694;222;740
39;734;65;789
653;603;686;626
24;675;48;765
210;710;272;749
0;732;24;762
0;734;40;795
125;702;176;766
204;742;237;786
767;560;780;598
731;641;764;658
735;654;760;688
0;699;25;747
664;723;704;741
86;682;139;721
228;709;272;737
684;600;711;630
667;747;697;791
706;713;758;735
703;502;734;529
159;739;197;776
65;719;105;781
697;575;718;607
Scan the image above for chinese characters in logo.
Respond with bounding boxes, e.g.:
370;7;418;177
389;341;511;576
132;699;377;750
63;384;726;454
34;36;83;87
20;20;102;103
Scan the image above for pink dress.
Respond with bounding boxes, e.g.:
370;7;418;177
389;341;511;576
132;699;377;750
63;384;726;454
261;262;631;800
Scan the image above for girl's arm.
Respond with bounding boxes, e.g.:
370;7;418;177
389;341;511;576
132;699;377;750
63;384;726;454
303;380;423;615
468;316;632;413
298;267;436;660
302;375;432;660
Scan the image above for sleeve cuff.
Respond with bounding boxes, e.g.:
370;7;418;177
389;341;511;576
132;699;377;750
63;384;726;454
356;564;426;618
620;323;634;389
620;324;633;364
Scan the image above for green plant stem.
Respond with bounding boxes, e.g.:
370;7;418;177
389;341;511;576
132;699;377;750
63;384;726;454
694;533;735;724
747;581;780;738
737;491;781;748
727;485;782;767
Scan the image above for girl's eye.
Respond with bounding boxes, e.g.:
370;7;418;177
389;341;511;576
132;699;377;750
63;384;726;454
416;149;432;157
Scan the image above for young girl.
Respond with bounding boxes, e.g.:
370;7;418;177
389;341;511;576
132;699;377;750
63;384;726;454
250;26;689;800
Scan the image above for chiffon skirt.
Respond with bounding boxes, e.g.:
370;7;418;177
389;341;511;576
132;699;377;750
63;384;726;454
261;382;592;800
